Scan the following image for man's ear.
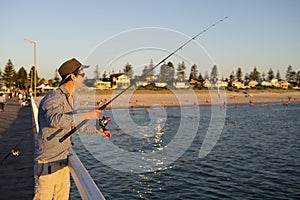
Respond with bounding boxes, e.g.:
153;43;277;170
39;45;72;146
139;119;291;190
70;74;76;81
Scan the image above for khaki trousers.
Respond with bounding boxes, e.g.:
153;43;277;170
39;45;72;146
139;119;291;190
33;164;70;200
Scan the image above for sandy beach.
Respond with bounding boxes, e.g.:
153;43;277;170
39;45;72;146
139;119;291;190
36;89;300;108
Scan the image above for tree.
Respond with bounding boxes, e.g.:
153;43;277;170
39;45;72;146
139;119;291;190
102;71;108;78
148;59;155;77
189;64;198;81
39;78;46;85
262;72;266;80
229;71;235;81
198;72;204;82
29;66;39;89
236;67;243;81
159;63;169;82
210;65;219;82
141;60;155;81
204;71;209;80
249;67;261;80
16;67;28;89
53;69;60;86
167;61;175;85
159;62;176;84
177;61;186;81
94;64;100;80
285;65;296;82
48;79;53;86
276;70;281;80
244;73;250;81
296;71;300;85
141;66;149;81
267;68;274;80
3;59;16;88
123;62;133;79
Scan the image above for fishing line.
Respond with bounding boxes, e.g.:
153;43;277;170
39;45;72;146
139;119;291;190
59;17;228;143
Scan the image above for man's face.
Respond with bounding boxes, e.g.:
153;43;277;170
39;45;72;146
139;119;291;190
74;68;85;89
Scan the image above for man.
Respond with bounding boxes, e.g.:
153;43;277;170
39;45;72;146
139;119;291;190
34;58;111;200
0;93;6;111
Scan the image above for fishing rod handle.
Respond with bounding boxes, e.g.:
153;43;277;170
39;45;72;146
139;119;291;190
98;104;107;110
59;119;89;143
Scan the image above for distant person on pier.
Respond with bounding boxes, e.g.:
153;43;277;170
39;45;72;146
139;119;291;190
33;58;111;200
0;93;6;111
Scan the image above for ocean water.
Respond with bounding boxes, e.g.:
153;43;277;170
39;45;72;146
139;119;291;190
71;103;300;199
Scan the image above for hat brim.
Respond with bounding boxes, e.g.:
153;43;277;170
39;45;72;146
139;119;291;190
80;65;89;69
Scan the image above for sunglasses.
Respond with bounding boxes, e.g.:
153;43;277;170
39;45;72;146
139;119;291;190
77;73;85;78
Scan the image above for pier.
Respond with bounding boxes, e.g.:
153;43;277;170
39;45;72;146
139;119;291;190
0;99;35;199
0;98;106;199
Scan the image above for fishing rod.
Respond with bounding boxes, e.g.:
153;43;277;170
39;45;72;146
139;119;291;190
59;17;228;143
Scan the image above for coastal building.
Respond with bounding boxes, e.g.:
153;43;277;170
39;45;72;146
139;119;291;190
173;81;190;89
203;79;212;88
278;80;290;89
271;79;290;89
135;81;149;88
154;82;168;88
248;80;258;88
94;78;111;90
110;73;130;90
231;80;245;89
271;79;279;87
260;80;273;87
216;80;228;88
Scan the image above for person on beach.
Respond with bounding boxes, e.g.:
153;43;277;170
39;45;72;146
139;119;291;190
34;58;111;200
0;93;6;111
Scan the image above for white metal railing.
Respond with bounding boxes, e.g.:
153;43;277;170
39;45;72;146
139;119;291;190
31;97;105;200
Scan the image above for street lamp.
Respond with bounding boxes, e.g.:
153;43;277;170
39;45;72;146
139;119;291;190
24;38;37;98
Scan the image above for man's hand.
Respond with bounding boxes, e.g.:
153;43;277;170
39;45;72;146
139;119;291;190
82;110;103;120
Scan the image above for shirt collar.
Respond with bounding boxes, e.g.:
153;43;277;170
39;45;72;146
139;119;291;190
59;85;70;97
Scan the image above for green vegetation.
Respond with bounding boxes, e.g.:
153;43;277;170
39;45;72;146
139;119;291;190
1;58;300;92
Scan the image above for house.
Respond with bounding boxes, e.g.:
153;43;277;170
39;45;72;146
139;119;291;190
231;80;246;89
271;79;290;89
154;82;167;88
173;81;190;89
146;75;157;82
94;78;111;90
271;79;280;87
278;80;290;89
135;81;149;88
189;79;205;88
203;79;212;88
260;80;272;87
215;80;228;88
248;80;258;88
110;73;130;90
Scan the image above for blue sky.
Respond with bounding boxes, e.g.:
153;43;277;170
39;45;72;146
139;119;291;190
0;0;299;79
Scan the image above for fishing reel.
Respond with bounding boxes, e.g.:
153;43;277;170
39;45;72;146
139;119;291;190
11;148;20;157
98;116;110;131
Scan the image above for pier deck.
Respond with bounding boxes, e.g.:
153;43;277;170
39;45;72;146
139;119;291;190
0;99;35;199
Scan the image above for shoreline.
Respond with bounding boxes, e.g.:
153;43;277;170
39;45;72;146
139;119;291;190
35;89;300;108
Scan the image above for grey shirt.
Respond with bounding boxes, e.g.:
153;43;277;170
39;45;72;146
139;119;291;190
35;86;97;162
